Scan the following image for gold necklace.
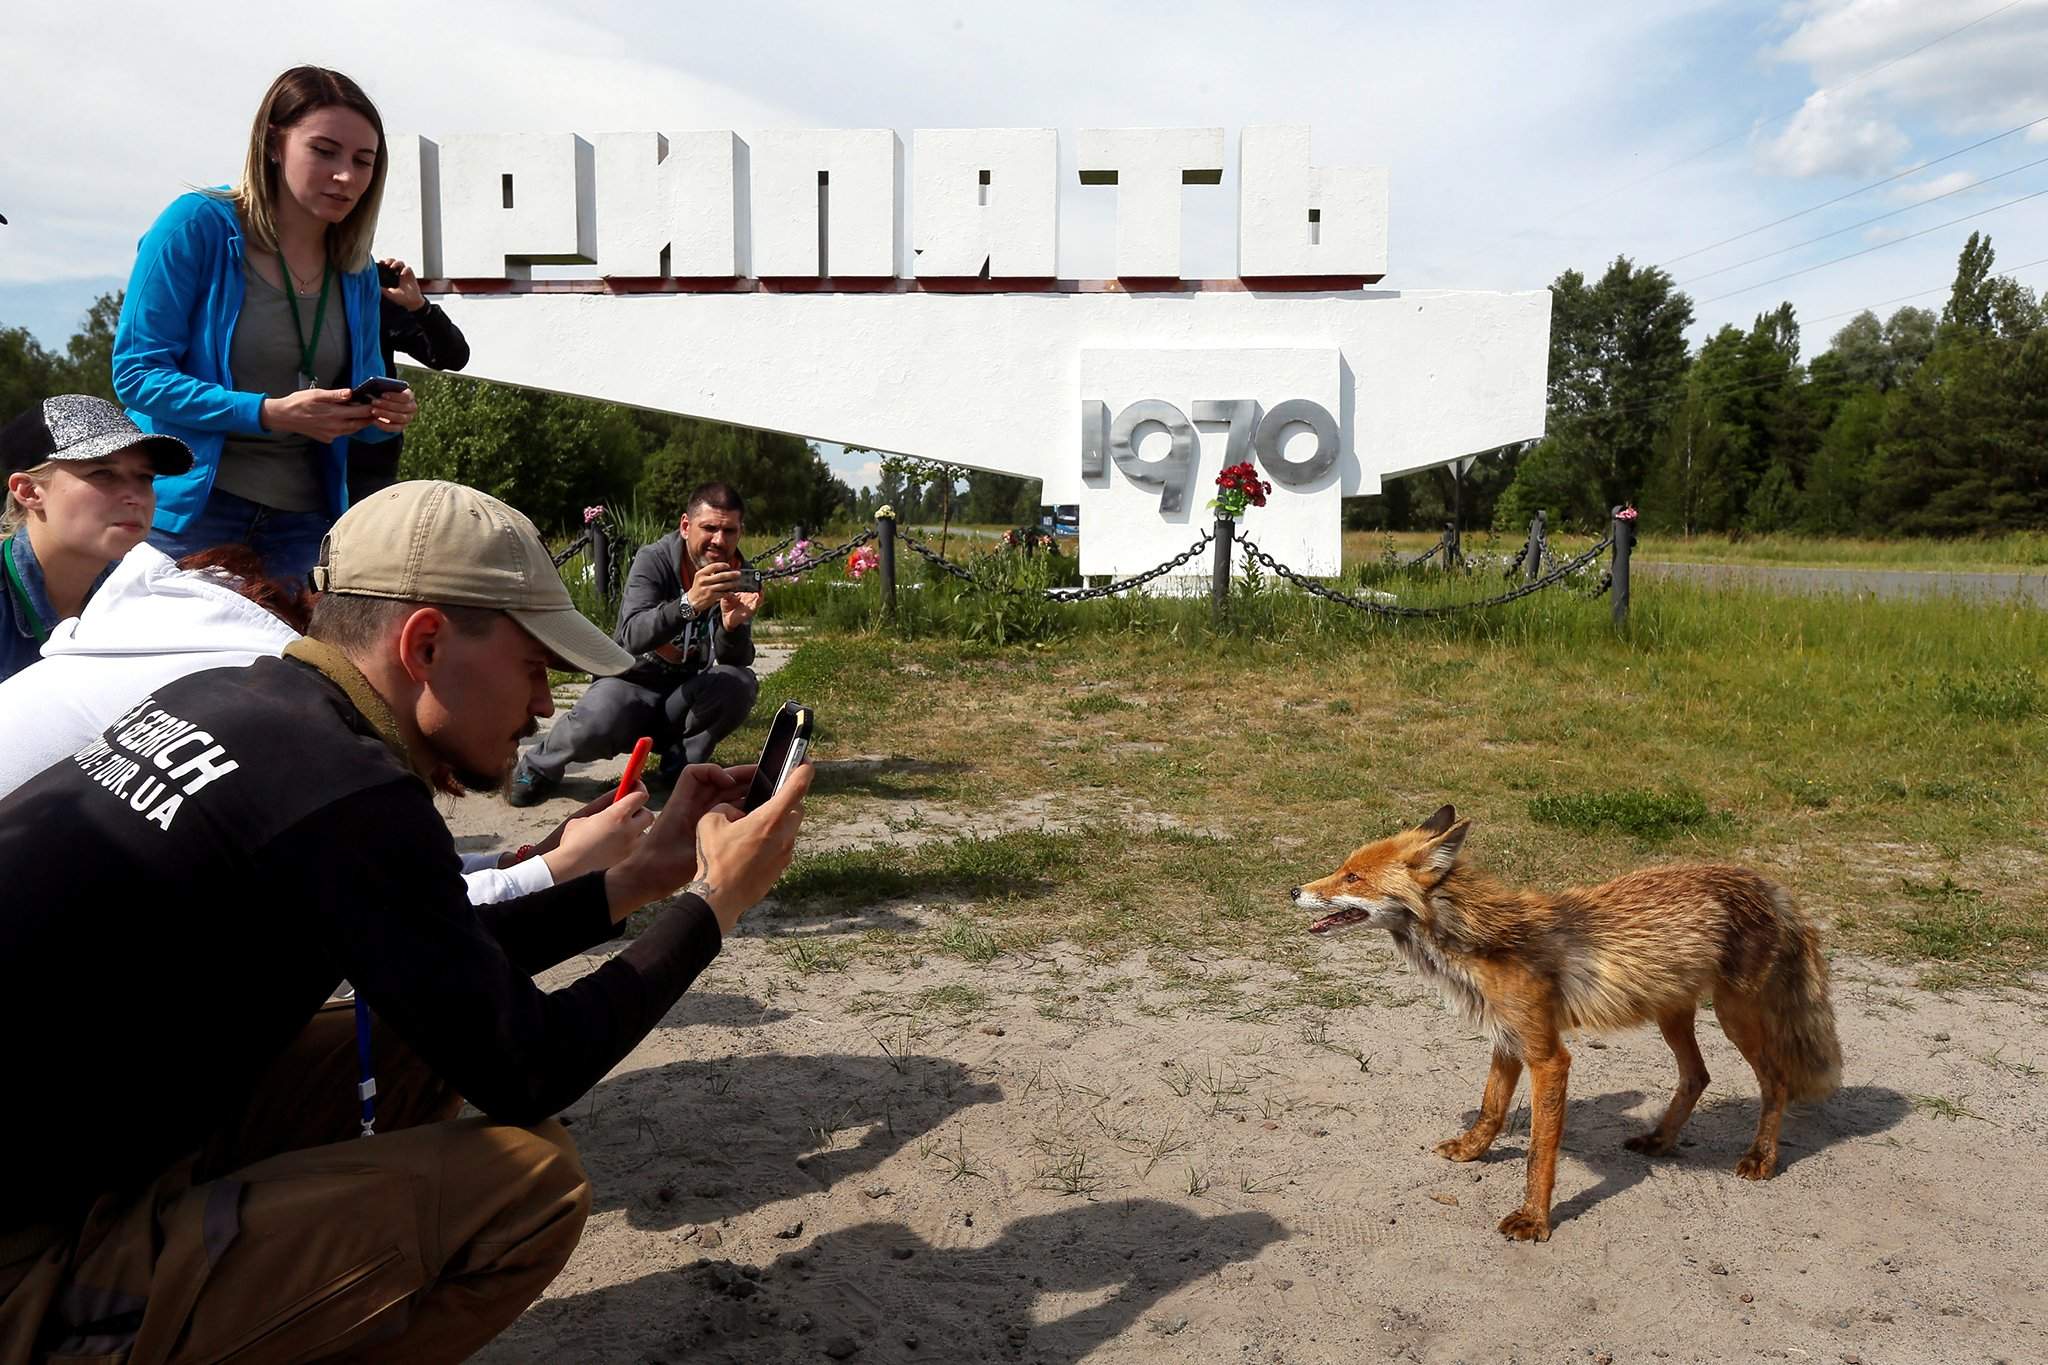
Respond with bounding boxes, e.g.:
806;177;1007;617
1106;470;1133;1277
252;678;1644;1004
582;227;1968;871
281;254;324;295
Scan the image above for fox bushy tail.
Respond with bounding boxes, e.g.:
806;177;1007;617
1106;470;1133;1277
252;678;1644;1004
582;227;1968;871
1760;887;1843;1101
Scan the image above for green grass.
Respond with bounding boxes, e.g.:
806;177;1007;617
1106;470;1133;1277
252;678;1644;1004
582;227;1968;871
1528;787;1720;841
1887;876;2048;974
775;829;1083;909
912;983;992;1017
1933;667;2042;721
741;577;2048;987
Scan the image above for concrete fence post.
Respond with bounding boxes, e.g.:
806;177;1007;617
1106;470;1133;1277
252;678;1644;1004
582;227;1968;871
590;519;611;605
1610;506;1634;628
877;511;898;623
1211;517;1233;628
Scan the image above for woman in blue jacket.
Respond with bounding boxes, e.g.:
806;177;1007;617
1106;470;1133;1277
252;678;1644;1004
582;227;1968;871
114;67;418;580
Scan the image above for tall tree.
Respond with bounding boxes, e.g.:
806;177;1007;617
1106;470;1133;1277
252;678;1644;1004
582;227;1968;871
638;423;849;532
1942;231;1999;333
397;372;645;533
0;326;59;421
1500;257;1693;527
53;292;122;402
1801;387;1887;533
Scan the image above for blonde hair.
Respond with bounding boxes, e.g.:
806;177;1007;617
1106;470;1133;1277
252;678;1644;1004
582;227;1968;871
224;66;388;272
1;462;54;538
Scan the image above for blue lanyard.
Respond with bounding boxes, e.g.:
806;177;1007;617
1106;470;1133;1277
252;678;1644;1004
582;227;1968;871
354;995;377;1137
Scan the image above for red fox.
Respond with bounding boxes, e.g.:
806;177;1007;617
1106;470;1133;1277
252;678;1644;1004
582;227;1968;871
1292;806;1841;1243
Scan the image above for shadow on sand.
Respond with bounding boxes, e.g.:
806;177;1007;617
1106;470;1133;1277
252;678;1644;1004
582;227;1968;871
485;1199;1284;1364
1452;1083;1914;1230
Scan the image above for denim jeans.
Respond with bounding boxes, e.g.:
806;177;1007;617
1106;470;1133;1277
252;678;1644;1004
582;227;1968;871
149;486;335;586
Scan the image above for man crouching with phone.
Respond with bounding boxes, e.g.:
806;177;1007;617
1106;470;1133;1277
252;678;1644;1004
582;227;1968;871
0;480;810;1361
510;480;761;806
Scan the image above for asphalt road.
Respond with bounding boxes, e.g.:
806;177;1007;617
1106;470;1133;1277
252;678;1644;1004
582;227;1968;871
1635;559;2048;606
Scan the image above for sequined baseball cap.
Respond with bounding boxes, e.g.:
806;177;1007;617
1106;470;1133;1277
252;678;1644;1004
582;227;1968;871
0;395;193;476
312;480;634;676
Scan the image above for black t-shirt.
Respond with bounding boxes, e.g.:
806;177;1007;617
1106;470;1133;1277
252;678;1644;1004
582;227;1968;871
0;653;720;1229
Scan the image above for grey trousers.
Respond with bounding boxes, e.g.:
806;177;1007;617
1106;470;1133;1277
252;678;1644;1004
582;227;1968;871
522;664;759;781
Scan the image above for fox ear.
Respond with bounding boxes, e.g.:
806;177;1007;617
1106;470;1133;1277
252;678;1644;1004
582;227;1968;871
1417;818;1471;876
1418;804;1457;836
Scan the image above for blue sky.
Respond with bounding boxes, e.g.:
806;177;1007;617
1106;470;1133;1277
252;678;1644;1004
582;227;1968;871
4;0;2044;491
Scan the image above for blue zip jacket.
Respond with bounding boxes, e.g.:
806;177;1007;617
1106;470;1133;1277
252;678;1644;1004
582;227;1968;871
113;191;392;535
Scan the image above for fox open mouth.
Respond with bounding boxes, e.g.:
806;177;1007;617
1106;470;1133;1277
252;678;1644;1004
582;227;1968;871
1308;907;1375;935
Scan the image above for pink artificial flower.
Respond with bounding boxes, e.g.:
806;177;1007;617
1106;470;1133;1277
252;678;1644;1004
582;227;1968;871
583;505;606;525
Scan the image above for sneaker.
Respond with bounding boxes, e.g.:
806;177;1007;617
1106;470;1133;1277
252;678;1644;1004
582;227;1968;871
506;761;556;808
652;745;687;787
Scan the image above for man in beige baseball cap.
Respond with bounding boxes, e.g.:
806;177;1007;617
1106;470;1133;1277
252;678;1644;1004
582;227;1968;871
0;479;812;1361
314;478;631;682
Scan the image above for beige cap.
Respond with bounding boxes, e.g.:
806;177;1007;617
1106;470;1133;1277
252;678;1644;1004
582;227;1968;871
312;480;634;676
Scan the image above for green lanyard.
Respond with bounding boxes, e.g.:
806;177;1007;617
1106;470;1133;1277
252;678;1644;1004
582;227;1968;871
3;538;49;646
277;250;334;388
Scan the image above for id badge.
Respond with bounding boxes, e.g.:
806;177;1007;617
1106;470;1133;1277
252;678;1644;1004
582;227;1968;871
297;371;316;392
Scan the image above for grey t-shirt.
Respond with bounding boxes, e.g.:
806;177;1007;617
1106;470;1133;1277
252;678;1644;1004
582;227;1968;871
214;259;349;513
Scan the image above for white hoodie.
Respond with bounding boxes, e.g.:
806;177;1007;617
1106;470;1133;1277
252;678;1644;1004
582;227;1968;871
0;544;551;903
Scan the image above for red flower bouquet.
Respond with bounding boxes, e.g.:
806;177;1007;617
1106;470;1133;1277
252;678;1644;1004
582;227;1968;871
1209;461;1272;519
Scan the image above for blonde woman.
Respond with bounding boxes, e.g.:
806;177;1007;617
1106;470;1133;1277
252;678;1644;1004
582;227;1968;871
114;66;417;580
1;396;192;682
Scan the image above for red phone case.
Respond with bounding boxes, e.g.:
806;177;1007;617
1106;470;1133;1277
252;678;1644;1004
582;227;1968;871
616;736;654;802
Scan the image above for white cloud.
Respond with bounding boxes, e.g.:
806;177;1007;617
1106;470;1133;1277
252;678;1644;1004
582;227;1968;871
1758;0;2048;179
1890;169;1980;204
1757;90;1912;179
0;0;805;285
2;0;2035;357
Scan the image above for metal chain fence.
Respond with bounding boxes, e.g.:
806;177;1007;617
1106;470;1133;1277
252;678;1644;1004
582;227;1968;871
550;530;591;569
1042;533;1216;601
1233;528;1616;620
753;529;877;581
897;530;980;586
745;534;797;568
898;528;1217;601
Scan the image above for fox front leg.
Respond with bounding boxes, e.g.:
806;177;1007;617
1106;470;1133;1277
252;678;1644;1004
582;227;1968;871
1436;1047;1523;1162
1497;1038;1570;1242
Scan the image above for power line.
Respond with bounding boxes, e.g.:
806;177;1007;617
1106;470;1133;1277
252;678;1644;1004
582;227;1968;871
1677;153;2048;285
1694;185;2048;306
1520;0;2029;234
1656;113;2048;269
1806;253;2048;324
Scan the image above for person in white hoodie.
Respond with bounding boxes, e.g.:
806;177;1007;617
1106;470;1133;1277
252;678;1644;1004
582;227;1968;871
0;541;643;901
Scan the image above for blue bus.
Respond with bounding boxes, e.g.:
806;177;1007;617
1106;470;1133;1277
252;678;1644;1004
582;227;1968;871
1038;504;1080;537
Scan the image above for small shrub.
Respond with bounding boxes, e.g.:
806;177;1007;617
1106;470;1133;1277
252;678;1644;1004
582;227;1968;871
1891;876;2048;965
1528;787;1715;840
952;548;1071;646
1934;667;2042;721
1065;692;1135;717
935;919;1000;964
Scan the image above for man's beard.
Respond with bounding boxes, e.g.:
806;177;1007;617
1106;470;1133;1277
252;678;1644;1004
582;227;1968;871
442;718;541;796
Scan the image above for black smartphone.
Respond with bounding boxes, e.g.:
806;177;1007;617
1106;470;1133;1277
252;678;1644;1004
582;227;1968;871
377;262;401;288
734;567;762;593
742;701;813;812
347;376;410;405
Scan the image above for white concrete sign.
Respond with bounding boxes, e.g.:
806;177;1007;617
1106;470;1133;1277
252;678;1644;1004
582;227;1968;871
375;125;1550;578
1079;349;1340;577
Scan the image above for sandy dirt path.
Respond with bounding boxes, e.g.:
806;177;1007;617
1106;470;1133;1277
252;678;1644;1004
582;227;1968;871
447;658;2046;1364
